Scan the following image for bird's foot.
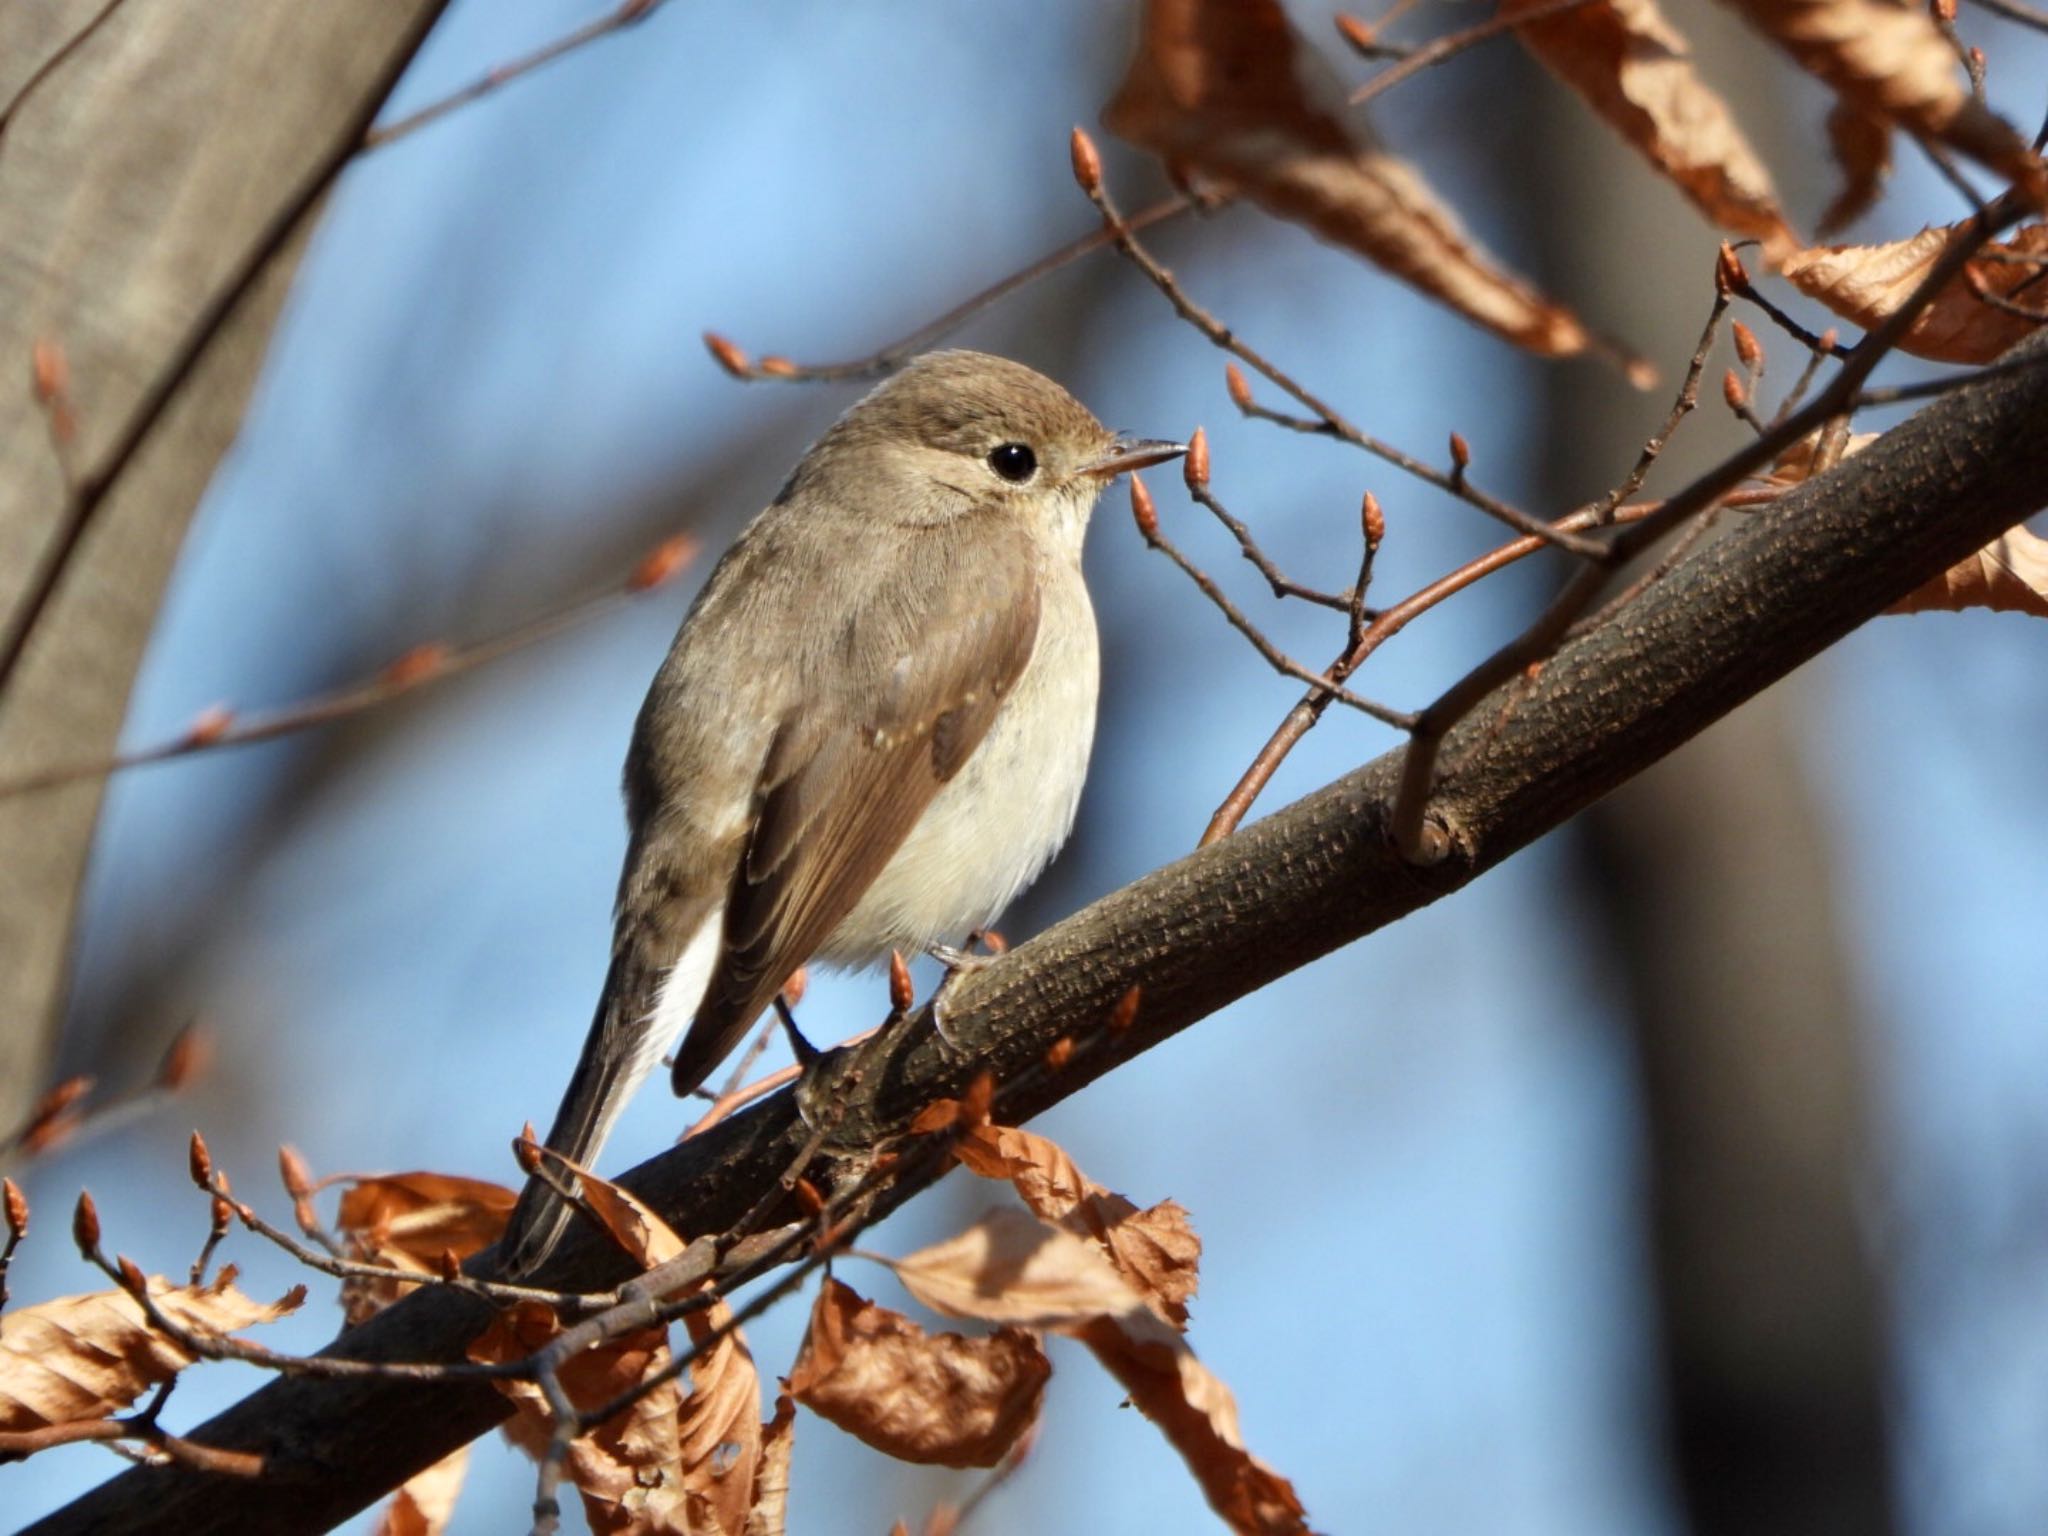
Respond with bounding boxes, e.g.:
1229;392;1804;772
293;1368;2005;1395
926;941;997;1050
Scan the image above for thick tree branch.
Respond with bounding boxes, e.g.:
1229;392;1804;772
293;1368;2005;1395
30;328;2048;1536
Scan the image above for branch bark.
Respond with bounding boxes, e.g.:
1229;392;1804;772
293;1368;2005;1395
29;329;2048;1536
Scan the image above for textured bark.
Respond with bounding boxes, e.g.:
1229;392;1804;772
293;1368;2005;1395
0;2;448;1125
30;326;2048;1536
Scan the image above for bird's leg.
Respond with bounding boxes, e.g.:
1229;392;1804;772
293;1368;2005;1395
926;940;997;1048
774;994;821;1067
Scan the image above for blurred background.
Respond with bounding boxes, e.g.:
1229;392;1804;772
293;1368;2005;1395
5;2;2047;1531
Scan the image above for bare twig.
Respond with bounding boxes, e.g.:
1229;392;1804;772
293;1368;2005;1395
363;0;668;152
1970;0;2048;31
1345;0;1602;108
0;535;696;798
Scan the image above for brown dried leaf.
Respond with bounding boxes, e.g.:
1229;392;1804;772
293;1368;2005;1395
1718;0;2043;198
1818;100;1891;235
0;1272;300;1431
573;1167;690;1269
891;1208;1148;1327
1889;525;2048;617
1762;426;1877;487
369;1446;470;1536
787;1278;1049;1469
1780;221;2048;363
1103;0;1596;360
1507;0;1796;260
956;1125;1201;1327
469;1301;693;1535
1075;1309;1314;1536
336;1171;516;1323
678;1299;764;1535
745;1393;796;1536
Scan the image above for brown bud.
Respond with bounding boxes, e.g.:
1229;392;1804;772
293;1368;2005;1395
1817;327;1839;355
3;1177;26;1241
1362;490;1385;550
628;534;698;591
1932;0;1957;22
210;1196;233;1237
515;1125;543;1175
30;338;68;403
976;929;1008;956
157;1026;209;1091
1967;44;1984;71
1044;1037;1076;1072
1129;476;1159;542
791;1176;826;1218
780;966;809;1008
1224;362;1254;412
278;1144;314;1202
73;1191;101;1255
757;355;798;378
1732;320;1763;371
960;1070;995;1129
380;643;450;689
188;1132;213;1190
437;1248;461;1281
1183;427;1210;492
888;950;914;1013
703;331;751;377
1334;12;1377;52
117;1254;147;1297
1722;369;1748;411
1715;242;1747;297
1068;127;1102;195
1108;984;1142;1034
1448;432;1471;473
185;705;235;747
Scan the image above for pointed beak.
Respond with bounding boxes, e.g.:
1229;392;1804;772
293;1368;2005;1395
1078;436;1187;480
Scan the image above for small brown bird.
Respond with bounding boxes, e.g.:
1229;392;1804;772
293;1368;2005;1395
503;351;1183;1271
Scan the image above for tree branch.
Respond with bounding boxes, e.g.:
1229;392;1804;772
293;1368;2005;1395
30;326;2048;1536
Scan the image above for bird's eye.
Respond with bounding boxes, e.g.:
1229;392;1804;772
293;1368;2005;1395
987;443;1037;482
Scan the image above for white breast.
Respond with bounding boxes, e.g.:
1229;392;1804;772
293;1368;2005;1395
817;564;1099;964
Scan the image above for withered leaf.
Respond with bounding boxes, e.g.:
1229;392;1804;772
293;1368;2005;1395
573;1166;690;1269
956;1124;1201;1326
1507;0;1796;261
891;1207;1149;1328
1889;525;2048;618
0;1272;300;1432
1818;100;1891;235
1074;1309;1314;1536
469;1301;692;1535
745;1393;796;1536
1718;0;2043;198
369;1446;469;1536
336;1170;515;1324
1104;0;1601;362
1780;221;2048;364
787;1278;1048;1469
679;1299;764;1536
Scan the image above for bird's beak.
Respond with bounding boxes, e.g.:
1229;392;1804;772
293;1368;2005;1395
1078;436;1188;479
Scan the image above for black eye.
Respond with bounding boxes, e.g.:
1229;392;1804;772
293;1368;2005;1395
987;443;1037;482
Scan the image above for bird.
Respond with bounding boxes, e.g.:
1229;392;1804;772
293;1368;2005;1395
501;350;1184;1272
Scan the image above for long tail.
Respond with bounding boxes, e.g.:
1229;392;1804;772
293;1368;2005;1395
500;904;722;1275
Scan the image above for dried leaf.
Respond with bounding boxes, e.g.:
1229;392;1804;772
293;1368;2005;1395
1889;525;2048;617
678;1299;764;1535
1104;0;1598;360
1718;0;2043;197
1818;100;1891;235
1075;1309;1314;1536
1507;0;1796;261
0;1272;300;1431
469;1302;693;1535
573;1168;690;1269
787;1279;1049;1469
956;1125;1201;1327
1763;426;1876;487
745;1393;796;1536
369;1446;470;1536
336;1171;516;1323
891;1208;1149;1328
1780;221;2048;363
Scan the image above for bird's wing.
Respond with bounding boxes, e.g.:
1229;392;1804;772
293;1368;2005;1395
668;515;1042;1094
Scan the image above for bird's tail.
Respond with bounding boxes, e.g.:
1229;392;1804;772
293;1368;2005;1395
500;904;722;1276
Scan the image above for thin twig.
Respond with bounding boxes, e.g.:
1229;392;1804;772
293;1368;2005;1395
363;0;667;152
1080;168;1609;560
1969;0;2048;34
1185;481;1359;612
1346;0;1601;108
0;534;696;798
